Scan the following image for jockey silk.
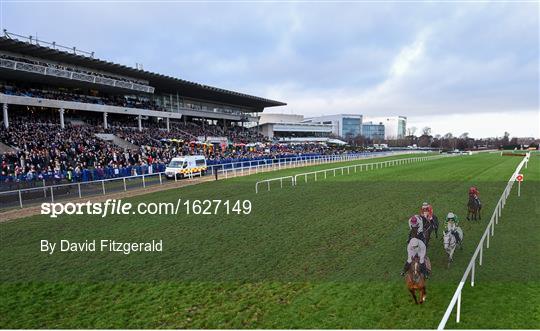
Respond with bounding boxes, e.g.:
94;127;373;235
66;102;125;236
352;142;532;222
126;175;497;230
407;240;427;264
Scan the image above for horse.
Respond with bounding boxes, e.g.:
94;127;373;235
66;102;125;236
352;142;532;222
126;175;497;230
405;256;428;304
443;226;463;268
422;213;439;239
467;195;481;221
423;222;433;247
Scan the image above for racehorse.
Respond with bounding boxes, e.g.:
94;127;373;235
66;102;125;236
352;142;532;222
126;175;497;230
405;256;428;304
422;222;433;247
422;213;439;239
443;227;463;268
467;195;481;221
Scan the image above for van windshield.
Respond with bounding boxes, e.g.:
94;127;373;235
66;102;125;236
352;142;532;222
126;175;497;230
168;160;185;168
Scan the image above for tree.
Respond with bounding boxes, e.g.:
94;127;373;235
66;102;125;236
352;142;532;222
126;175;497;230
502;131;510;145
407;126;417;137
459;132;469;139
422;127;432;136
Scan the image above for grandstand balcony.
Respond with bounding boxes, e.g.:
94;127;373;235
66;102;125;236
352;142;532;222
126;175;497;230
0;34;285;127
0;93;258;122
0;56;155;94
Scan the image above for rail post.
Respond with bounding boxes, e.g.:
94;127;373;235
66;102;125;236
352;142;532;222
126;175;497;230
102;180;106;195
479;245;483;265
142;175;146;188
456;291;461;323
50;186;54;202
123;177;127;191
18;190;23;208
78;182;82;198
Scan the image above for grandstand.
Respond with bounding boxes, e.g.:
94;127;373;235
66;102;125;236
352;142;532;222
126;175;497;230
0;33;356;188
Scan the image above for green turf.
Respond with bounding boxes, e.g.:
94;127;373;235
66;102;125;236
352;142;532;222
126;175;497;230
444;153;540;329
0;152;538;328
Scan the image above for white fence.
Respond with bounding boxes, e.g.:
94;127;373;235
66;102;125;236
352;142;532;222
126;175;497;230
437;152;531;329
0;151;415;211
255;153;459;193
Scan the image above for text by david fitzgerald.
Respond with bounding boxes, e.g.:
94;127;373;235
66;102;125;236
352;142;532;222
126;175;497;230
41;240;163;255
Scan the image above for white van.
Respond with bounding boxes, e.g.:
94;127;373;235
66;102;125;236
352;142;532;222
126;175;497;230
165;155;207;179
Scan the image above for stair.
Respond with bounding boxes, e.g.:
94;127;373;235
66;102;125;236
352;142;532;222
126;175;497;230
0;141;16;154
95;133;139;150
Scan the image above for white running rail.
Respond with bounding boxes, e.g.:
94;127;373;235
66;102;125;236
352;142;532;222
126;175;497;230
255;153;460;193
437;152;531;329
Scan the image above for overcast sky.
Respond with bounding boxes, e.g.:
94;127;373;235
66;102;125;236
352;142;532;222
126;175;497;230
1;1;538;138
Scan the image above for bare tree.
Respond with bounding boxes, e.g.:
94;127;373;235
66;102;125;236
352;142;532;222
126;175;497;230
459;132;469;139
443;132;453;139
407;126;417;136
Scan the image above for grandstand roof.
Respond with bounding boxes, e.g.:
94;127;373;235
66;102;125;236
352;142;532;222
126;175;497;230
0;37;286;110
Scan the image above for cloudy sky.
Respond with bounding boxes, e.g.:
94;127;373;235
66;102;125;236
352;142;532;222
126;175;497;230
1;1;538;138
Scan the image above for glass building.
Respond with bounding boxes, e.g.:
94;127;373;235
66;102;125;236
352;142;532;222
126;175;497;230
362;122;385;140
304;114;363;138
342;117;362;137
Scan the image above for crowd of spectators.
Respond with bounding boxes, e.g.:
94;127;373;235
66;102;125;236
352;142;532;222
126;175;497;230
1;113;348;188
1;84;165;111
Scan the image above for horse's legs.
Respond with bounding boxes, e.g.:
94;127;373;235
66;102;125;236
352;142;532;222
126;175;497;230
421;287;426;304
409;289;418;304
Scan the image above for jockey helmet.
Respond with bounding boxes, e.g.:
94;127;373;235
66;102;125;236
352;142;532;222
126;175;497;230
410;238;421;248
409;215;421;226
447;212;456;220
422;202;429;207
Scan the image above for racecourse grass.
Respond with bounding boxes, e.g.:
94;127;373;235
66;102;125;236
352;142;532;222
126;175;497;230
0;152;538;328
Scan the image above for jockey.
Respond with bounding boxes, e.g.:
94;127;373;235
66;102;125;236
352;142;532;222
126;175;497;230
420;202;434;221
469;186;481;205
407;215;425;243
401;238;429;278
445;212;462;245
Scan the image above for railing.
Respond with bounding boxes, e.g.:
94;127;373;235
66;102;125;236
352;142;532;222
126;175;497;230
437;152;531;329
255;153;457;193
0;58;155;94
0;151;415;211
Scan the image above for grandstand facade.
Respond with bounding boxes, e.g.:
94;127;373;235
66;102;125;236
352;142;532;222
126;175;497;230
1;34;360;189
0;34;286;132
